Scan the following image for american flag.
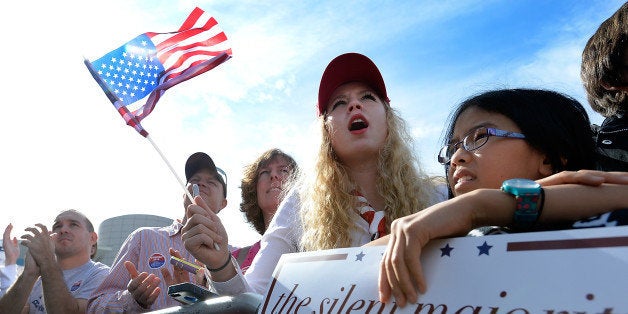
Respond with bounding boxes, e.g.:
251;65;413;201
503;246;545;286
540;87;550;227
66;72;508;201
85;7;232;136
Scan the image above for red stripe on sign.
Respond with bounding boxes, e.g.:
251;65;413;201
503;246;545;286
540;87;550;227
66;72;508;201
507;236;628;251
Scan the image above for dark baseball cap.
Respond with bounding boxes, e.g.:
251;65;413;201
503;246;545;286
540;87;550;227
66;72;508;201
185;152;227;197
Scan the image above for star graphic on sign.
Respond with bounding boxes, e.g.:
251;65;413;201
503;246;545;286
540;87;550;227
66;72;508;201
356;251;366;261
477;241;493;256
440;244;453;257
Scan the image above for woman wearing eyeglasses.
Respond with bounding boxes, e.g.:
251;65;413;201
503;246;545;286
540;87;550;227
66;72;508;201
371;88;628;307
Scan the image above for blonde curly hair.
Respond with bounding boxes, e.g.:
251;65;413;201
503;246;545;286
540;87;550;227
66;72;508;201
240;149;298;235
299;103;439;251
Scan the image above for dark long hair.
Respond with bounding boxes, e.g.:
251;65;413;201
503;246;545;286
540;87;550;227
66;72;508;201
444;89;596;179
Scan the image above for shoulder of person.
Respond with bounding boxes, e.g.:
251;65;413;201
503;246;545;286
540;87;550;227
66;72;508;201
90;261;111;273
428;176;449;203
128;225;169;239
80;261;110;284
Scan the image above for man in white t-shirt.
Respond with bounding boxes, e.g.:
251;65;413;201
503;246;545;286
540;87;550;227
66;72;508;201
0;209;109;313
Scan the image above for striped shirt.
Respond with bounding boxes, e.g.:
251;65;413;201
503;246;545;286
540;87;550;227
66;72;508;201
87;220;195;313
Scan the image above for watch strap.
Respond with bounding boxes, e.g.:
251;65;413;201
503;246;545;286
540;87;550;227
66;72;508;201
512;188;545;230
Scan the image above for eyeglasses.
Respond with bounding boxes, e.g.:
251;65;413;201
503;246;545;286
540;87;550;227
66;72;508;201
438;127;525;164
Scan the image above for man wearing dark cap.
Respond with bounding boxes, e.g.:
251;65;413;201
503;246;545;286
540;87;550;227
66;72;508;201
88;152;228;312
183;152;228;213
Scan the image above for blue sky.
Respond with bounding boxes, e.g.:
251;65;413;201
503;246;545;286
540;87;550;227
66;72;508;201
0;0;624;247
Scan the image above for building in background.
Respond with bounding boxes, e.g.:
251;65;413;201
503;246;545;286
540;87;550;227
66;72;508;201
95;214;173;266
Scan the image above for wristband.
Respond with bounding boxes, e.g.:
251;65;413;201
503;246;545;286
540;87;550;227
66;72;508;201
206;254;232;272
501;178;543;230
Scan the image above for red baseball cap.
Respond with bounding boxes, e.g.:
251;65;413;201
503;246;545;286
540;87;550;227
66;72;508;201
317;53;389;116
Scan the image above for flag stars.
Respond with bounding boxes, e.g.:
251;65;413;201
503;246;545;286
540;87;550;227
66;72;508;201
355;251;366;261
86;7;230;126
477;241;493;256
440;244;454;257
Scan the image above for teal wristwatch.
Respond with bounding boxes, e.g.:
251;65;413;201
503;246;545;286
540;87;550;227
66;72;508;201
501;178;543;230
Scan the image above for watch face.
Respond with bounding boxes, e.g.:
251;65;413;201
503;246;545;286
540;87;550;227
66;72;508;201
504;178;541;189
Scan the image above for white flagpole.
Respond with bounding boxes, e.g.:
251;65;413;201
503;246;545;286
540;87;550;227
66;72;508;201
146;135;195;204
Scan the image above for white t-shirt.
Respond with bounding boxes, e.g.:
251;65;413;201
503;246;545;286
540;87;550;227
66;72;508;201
212;183;448;295
0;264;18;298
28;260;109;314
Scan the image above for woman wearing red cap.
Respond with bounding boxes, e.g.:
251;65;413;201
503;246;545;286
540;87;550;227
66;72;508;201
301;53;445;251
181;53;447;295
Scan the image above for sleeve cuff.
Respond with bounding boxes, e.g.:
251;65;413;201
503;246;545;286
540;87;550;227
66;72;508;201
209;258;250;295
0;264;18;286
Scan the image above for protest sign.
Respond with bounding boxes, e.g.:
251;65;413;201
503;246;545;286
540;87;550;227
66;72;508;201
260;226;628;313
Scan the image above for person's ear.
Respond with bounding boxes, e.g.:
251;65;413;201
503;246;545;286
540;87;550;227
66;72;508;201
90;232;98;245
539;157;554;177
221;198;228;210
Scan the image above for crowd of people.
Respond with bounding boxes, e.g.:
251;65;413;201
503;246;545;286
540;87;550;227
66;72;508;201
1;2;628;313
